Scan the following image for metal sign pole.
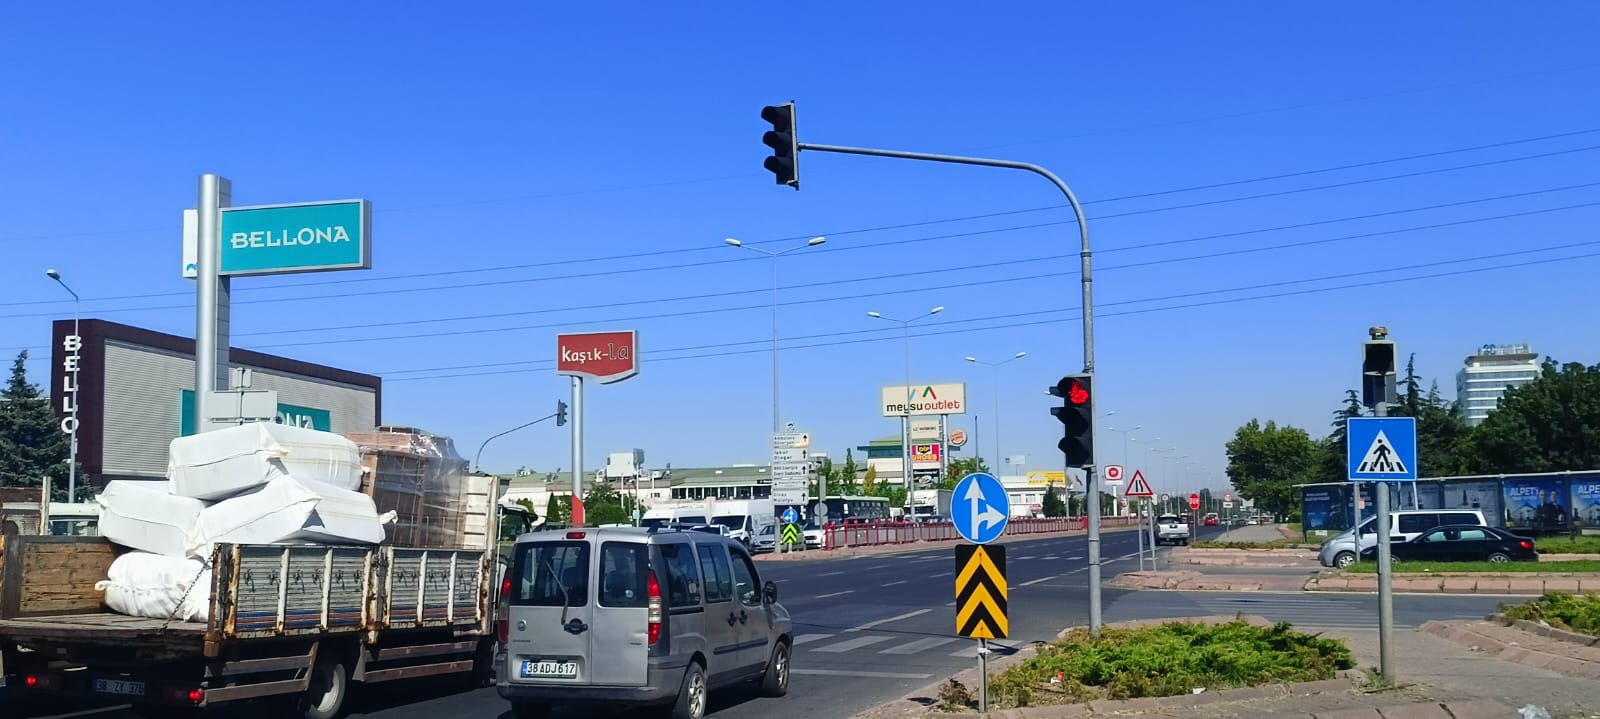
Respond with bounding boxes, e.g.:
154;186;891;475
194;174;232;435
1375;404;1395;684
978;638;989;714
571;376;585;526
1134;498;1145;570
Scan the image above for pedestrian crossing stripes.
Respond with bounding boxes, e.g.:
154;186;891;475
811;635;894;653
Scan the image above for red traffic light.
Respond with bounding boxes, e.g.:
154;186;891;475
1066;379;1090;406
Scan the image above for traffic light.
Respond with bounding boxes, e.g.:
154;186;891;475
1049;373;1094;468
555;400;568;427
1362;339;1396;409
761;102;799;189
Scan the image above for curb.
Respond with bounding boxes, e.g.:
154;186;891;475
1308;573;1600;595
1109;570;1315;593
1487;612;1600;648
1419;619;1600;679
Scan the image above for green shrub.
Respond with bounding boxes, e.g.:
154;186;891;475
1190;540;1292;549
1529;536;1600;554
988;620;1353;707
1501;592;1600;636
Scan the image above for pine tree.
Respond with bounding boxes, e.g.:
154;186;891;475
1041;484;1067;517
0;351;71;496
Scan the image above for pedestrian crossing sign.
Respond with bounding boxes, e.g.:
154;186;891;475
1346;417;1417;482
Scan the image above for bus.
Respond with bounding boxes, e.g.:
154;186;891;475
810;496;892;523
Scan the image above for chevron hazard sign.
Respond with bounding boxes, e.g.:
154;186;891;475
955;544;1008;639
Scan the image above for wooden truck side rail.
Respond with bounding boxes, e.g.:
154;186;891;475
0;534;118;619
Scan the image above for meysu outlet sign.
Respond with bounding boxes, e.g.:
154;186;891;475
219;200;372;277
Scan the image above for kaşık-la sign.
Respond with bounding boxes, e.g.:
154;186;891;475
218;199;372;277
556;330;639;384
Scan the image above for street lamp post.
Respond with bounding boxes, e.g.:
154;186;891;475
726;237;826;433
964;351;1025;472
44;268;79;504
869;306;944;509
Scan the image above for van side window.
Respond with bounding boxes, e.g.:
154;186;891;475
599;542;649;608
729;551;761;608
1397;514;1438;534
659;542;702;606
513;542;589;607
696;544;733;603
1440;512;1480;525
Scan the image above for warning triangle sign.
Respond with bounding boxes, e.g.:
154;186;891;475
1356;430;1409;475
1123;470;1154;497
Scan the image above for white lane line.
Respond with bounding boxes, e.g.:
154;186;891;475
1018;555;1037;560
793;633;835;645
1066;555;1084;560
794;668;934;679
880;580;908;587
1020;575;1057;587
945;601;956;607
815;590;855;599
846;608;933;632
949;642;1017;657
931;571;954;578
879;636;963;655
1043;555;1060;560
812;635;895;653
818;571;846;577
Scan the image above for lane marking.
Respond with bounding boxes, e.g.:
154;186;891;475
815;590;854;599
794;668;934;679
880;580;908;587
812;635;895;653
1020;575;1057;587
879;636;963;655
818;571;846;577
1018;555;1037;560
845;608;933;632
931;571;953;578
793;633;835;645
1067;555;1084;560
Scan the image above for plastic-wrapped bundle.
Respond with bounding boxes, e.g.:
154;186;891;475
95;551;212;623
346;426;473;549
97;481;206;557
186;475;393;559
167;423;364;501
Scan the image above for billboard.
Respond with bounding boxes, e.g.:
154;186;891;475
1571;475;1600;529
1502;476;1570;532
911;443;941;468
1301;487;1345;532
556;330;639;384
881;383;966;416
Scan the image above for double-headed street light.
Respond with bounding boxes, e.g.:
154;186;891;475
44;268;80;504
725;236;826;433
868;306;944;505
964;351;1025;472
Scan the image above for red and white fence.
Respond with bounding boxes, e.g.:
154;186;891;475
820;516;1136;550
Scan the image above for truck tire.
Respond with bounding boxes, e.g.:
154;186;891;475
467;637;497;688
284;655;349;719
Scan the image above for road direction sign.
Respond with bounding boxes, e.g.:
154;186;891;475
217;199;372;277
952;472;1009;544
771;429;813;504
1188;493;1201;510
781;507;798;525
781;523;802;545
1103;465;1124;483
955;544;1007;639
1123;470;1154;497
1346;417;1418;481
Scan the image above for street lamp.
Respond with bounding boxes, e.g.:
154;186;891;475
868;306;944;505
725;236;826;433
44;268;79;504
964;351;1025;472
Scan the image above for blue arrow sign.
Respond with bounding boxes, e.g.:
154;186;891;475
952;472;1009;544
781;507;799;525
1346;417;1418;482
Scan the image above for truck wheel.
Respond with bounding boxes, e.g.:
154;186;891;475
298;656;350;719
467;637;496;688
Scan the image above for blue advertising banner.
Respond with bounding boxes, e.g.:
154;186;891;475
1302;487;1344;532
1569;474;1600;529
1503;476;1570;532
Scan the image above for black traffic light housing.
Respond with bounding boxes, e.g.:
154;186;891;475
1049;373;1094;468
761;102;799;189
555;400;569;427
1362;339;1396;409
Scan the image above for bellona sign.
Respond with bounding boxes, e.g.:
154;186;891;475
192;199;372;277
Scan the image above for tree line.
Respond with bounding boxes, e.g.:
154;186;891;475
1225;356;1600;515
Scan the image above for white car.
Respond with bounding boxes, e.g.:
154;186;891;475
1155;514;1191;545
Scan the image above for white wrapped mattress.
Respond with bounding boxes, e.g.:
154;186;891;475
95;551;212;623
97;481;207;557
167;423;364;501
187;475;392;558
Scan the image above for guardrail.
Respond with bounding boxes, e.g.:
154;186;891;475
820;516;1137;550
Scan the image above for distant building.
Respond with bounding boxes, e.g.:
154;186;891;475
1455;343;1540;427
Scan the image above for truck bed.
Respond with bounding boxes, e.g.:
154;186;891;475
0;613;206;641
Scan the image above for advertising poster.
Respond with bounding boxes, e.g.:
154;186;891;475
1568;474;1600;529
1440;479;1503;524
1301;487;1344;532
1412;482;1444;510
1503;476;1570;533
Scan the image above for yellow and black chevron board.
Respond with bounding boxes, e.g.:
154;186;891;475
955;544;1007;639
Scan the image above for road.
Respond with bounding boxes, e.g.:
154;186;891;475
22;522;1508;719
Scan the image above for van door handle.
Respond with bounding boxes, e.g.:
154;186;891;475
563;618;589;635
738;610;748;624
727;612;738;626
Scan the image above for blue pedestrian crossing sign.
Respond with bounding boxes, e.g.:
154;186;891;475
781;507;799;525
1346;417;1418;482
952;472;1009;544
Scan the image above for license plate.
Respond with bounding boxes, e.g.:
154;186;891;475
520;660;578;679
92;678;146;697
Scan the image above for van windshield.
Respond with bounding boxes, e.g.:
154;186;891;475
639;517;671;529
512;541;589;607
711;515;745;532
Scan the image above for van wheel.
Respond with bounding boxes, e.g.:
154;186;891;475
510;702;551;719
1334;552;1356;569
670;661;707;719
760;640;790;697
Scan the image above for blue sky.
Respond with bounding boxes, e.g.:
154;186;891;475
3;2;1599;495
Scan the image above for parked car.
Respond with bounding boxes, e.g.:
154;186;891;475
1359;524;1536;564
753;523;777;553
498;526;792;719
1319;509;1488;569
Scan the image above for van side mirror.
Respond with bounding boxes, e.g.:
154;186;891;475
763;580;778;605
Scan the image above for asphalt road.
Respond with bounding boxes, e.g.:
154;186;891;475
19;522;1507;719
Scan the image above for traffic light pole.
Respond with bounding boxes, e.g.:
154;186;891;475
795;141;1102;633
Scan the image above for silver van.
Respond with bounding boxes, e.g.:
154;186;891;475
1318;509;1488;568
497;526;793;719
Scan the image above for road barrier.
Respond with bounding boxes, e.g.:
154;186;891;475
820;516;1136;550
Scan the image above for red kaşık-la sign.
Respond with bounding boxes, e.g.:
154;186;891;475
556;330;639;384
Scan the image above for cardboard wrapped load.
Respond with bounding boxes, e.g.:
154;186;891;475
94;551;212;623
347;426;474;549
186;475;393;559
168;423;364;501
97;480;206;557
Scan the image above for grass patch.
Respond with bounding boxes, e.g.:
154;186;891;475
979;620;1352;708
1288;522;1303;534
1344;559;1600;574
1190;539;1294;549
1529;536;1600;554
1501;592;1600;636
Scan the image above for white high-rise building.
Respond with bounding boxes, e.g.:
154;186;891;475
1455;343;1540;427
